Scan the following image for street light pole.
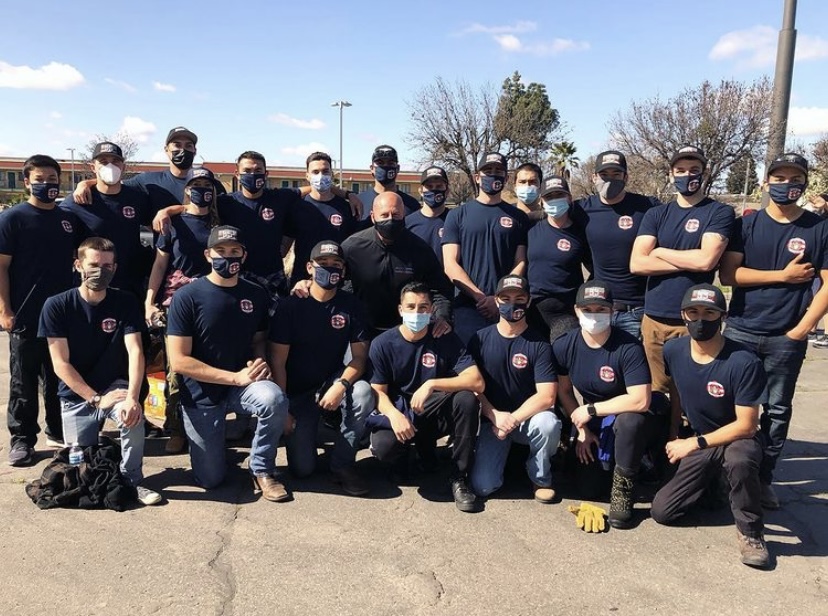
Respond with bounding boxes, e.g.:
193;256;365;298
331;100;352;187
66;147;76;185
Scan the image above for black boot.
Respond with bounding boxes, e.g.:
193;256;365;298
451;475;478;513
609;467;635;529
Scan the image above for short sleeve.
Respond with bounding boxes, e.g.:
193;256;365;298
706;203;736;241
0;211;16;255
734;356;767;407
37;296;65;338
550;336;570;377
533;341;557;384
441;207;461;245
620;342;652;387
636;207;659;238
268;299;293;344
726;217;746;254
368;341;391;385
156;229;174;253
165;290;194;337
122;294;145;335
348;300;370;344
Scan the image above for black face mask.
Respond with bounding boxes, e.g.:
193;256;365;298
685;317;722;341
170;149;196;170
375;218;405;241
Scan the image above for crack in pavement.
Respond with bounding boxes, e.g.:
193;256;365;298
208;491;244;616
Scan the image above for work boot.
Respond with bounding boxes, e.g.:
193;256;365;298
252;474;291;502
331;466;370;497
760;483;780;510
165;434;187;454
451;476;478;513
608;467;635;529
737;531;770;569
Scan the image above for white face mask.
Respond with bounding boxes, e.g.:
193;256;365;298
311;173;333;193
579;312;612;335
98;163;122;185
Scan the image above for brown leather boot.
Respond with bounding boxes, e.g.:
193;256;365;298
252;474;291;502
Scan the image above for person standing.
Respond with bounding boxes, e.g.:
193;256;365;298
405;166;450;264
357;145;420;227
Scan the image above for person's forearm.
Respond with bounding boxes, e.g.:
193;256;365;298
699;419;756;448
557;388;580;415
792;286;828;336
510;253;527;277
630;252;682;275
428;372;483;394
126;350;144;400
145;255;169;308
653;247;722;272
443;260;484;299
170;354;238;386
592;392;649;416
476;392;496;422
0;266;12;316
373;389;403;419
512;389;556;424
729;265;785;287
340;358;365;384
52;360;97;401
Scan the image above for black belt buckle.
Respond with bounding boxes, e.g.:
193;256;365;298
612;302;639;313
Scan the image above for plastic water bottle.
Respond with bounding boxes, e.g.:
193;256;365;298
69;443;83;466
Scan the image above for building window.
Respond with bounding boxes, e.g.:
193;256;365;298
7;172;15;189
281;180;290;188
351;182;360;193
292;180;300;188
398;184;410;194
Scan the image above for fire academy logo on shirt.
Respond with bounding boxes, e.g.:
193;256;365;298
512;353;528;369
500;216;513;229
261;208;275;221
330;314;346;330
421;352;436;368
618;216;633;230
122;206;136;219
101;318;117;333
240;299;254;314
599;366;616;383
707;381;725;398
330;214;342;227
685;218;700;233
787;237;806;254
61;220;74;233
557;238;571;252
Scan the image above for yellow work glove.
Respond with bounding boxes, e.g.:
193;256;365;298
568;502;608;533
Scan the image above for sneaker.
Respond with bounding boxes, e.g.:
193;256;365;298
451;476;478;513
45;437;66;448
252;474;291;502
608;468;635;528
760;483;781;510
532;484;556;504
135;486;162;506
8;442;33;467
164;435;187;454
812;335;828;349
737;531;770;568
331;466;370;497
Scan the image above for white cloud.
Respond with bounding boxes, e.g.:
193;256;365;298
149;151;168;163
494;35;590;56
49;111;62;119
153;81;176;92
280;142;330;158
788;106;828;137
0;60;84;90
104;77;137;93
710;25;828;68
0;143;14;155
119;116;157;143
458;21;537;36
268;113;326;130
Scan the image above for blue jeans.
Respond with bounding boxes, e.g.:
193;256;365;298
452;304;497;346
470;411;562;496
181;381;288;489
723;326;807;484
612;307;644;339
286;379;374;476
60;380;144;487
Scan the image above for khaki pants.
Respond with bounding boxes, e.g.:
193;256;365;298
641;314;687;394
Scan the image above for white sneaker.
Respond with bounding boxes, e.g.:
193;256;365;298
136;485;162;506
46;437;66;448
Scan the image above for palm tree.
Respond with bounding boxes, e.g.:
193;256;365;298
547;141;580;181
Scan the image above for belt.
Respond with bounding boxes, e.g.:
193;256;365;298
612;302;642;312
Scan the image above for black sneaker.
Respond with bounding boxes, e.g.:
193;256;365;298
451;476;478;513
8;442;33;467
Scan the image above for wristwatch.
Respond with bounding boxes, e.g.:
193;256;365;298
696;435;708;450
336;378;352;392
89;393;102;409
587;403;598;418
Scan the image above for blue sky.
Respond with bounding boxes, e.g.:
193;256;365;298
1;0;827;171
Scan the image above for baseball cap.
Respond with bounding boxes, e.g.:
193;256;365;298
421;165;448;184
310;240;344;262
372;145;398;163
207;225;245;249
495;275;529;296
540;175;571;197
595;150;627;173
575;281;613;309
185;166;222;189
670;145;708;169
166;126;198;145
92;142;124;161
478;152;508;173
767;152;809;178
680;284;727;313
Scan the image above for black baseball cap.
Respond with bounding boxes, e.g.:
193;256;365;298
575;281;613;309
595;150;627;173
92;141;124;161
166;126;198;145
372;145;398;163
767;152;809;178
540;175;571;197
670;145;708;169
680;284;727;313
207;225;245;249
185;166;222;190
495;275;529;297
421;166;448;184
478;152;508;173
310;240;344;262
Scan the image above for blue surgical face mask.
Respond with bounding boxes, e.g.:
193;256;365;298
515;185;539;204
189;186;214;207
768;182;806;206
422;189;446;208
30;182;60;204
674;173;703;197
313;264;343;290
498;302;528;322
480;175;505;196
543;197;570;218
239;172;266;193
311;173;333;193
401;311;431;333
211;255;243;279
374;165;397;185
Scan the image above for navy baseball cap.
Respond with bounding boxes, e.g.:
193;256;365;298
372;145;398;163
540;175;571;197
207;225;245;249
681;284;727;313
185;166;222;189
166;126;198;145
576;281;613;309
92;141;124;161
310;240;344;262
670;145;708;169
767;153;809;178
478;152;508;173
595;150;627;173
421;165;448;184
495;275;529;296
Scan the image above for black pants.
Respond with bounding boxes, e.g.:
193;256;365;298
528;296;579;343
651;436;764;538
370;390;479;476
7;333;62;447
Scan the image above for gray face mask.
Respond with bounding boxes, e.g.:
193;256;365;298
81;266;115;291
595;178;626;201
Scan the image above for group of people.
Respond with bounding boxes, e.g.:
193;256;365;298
2;125;824;570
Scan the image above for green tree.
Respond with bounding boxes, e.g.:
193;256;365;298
494;71;560;165
547;141;580;180
726;155;759;195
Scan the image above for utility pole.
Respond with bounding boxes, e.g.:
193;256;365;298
66;147;76;185
331;100;352;187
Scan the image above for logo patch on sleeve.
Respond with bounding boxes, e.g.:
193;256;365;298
499;216;514;229
557;238;571;252
261;208;275;221
599;366;615;382
618;215;633;230
684;218;700;233
511;353;528;369
122;206;136;219
787;237;806;254
421;352;436;368
707;381;725;398
330;314;346;329
330;214;343;227
240;299;254;313
101;318;117;333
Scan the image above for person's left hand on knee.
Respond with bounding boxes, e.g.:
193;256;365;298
119;398;143;429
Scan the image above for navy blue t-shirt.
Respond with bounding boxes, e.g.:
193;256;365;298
217;189;301;278
551;327;651;404
664;337;766;435
38;288;144;400
405;209;448;265
727;209;828;335
369;328;474;401
442;200;529;301
156;212;212;279
637;198;735;319
0;203;86;332
61;186;152;295
468;324;557;413
573;193;659;305
269;290;369;395
358;187;420;223
124;170;189;212
527;219;590;299
288;194;359;285
166;277;270;407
